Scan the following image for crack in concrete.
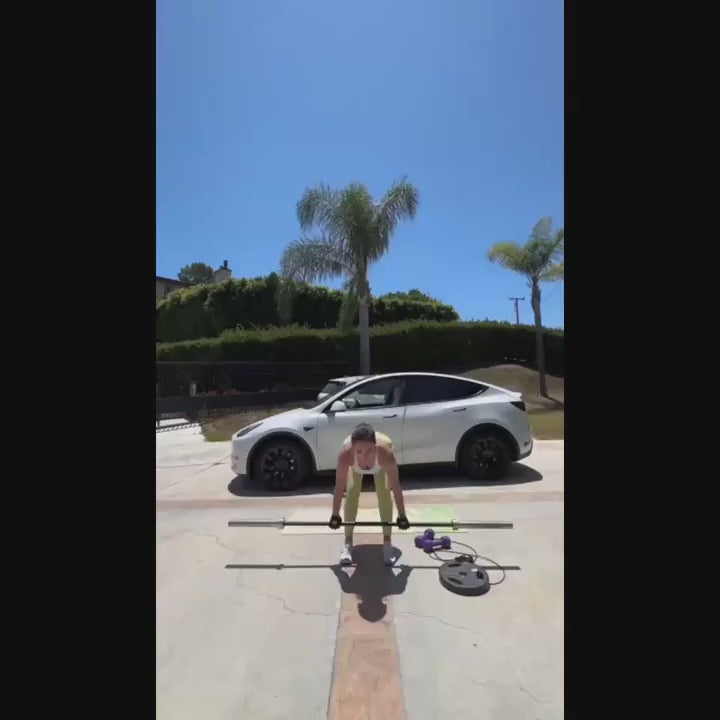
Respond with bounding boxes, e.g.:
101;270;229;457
156;459;227;469
195;532;234;553
235;581;336;618
469;678;553;705
157;456;230;492
157;462;212;469
188;456;230;476
396;611;552;706
157;529;235;553
396;611;489;640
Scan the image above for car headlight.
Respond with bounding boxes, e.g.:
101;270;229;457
235;421;263;439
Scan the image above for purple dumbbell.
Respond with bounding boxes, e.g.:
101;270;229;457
420;536;452;553
414;528;435;548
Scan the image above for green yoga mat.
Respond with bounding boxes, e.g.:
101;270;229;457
280;505;466;535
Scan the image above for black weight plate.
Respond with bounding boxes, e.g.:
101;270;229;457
438;559;490;596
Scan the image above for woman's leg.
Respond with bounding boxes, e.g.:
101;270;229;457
374;471;398;565
373;431;398;564
374;431;395;541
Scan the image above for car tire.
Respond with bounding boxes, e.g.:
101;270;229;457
251;438;311;491
458;430;512;481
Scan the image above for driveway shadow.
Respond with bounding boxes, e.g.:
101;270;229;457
330;544;411;622
228;473;333;497
397;462;542;490
228;461;543;497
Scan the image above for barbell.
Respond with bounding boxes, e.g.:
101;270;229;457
227;519;513;530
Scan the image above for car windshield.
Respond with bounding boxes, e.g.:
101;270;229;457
313;376;369;408
320;381;345;395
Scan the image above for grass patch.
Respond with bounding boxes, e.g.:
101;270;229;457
461;364;564;411
201;405;303;442
528;410;564;439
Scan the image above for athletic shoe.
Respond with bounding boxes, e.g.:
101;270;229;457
339;543;353;565
382;543;398;566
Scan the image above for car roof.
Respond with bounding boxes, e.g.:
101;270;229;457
333;371;521;398
328;375;368;383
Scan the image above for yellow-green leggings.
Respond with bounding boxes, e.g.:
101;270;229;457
342;431;394;541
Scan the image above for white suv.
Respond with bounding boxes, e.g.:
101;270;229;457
231;372;533;491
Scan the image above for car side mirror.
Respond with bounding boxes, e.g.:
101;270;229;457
329;400;347;413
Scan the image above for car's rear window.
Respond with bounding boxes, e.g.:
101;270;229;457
321;381;345;395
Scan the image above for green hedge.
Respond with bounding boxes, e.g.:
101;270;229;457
156;320;565;377
155;273;460;342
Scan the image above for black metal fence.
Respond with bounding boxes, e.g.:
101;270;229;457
156;389;319;424
156;360;350;396
156;361;350;424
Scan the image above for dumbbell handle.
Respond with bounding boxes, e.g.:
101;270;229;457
422;537;451;552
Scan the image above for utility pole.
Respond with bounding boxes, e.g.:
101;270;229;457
509;297;525;325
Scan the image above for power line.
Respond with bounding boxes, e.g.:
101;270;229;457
544;281;564;304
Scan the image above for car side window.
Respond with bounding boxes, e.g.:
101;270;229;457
340;378;403;409
402;377;485;405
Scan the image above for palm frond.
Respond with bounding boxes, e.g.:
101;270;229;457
529;217;554;243
540;262;564;282
374;177;419;259
518;218;564;276
278;237;352;324
487;242;533;274
528;243;558;272
338;184;375;230
296;184;342;232
332;184;376;270
279;236;350;285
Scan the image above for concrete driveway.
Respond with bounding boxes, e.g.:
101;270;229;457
156;427;564;719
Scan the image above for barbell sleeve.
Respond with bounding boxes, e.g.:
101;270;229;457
228;519;286;528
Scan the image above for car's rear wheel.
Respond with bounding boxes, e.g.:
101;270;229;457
458;430;512;481
251;438;311;491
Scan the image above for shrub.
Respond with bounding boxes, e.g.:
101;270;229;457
155;273;459;342
156;320;564;377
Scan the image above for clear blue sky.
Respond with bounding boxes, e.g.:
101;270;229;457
156;0;564;328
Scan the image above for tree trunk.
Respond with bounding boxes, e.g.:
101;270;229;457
531;278;548;397
358;291;371;375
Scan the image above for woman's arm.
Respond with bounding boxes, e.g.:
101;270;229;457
332;445;352;517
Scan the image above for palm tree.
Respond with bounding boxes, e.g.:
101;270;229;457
279;177;419;374
488;217;564;397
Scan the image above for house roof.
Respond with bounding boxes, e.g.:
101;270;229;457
156;276;195;286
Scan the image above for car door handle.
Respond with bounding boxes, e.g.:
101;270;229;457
451;407;467;412
383;414;398;419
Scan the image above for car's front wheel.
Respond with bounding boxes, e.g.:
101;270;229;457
458;430;512;481
251;438;311;491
